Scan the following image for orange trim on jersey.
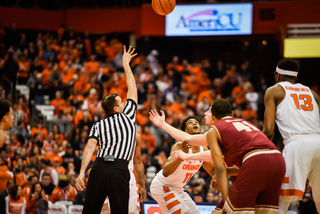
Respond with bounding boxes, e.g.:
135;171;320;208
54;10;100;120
282;177;289;184
280;189;304;198
172;208;181;214
166;200;180;210
164;193;175;202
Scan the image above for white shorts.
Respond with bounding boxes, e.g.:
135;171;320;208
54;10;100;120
150;176;200;214
281;134;320;202
129;170;140;214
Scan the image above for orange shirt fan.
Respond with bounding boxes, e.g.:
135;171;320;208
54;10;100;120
152;0;176;16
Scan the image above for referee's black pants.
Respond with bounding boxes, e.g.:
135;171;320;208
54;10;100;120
83;158;130;214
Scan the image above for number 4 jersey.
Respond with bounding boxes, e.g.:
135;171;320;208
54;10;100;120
276;82;320;144
213;117;277;168
156;147;204;190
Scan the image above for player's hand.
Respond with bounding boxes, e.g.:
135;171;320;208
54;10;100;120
76;173;86;191
139;187;147;202
122;45;137;65
149;109;166;127
171;150;188;161
210;174;219;192
181;140;191;153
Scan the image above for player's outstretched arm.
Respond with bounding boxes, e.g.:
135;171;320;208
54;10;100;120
149;109;208;146
134;133;146;202
171;149;212;162
162;142;188;177
123;45;138;104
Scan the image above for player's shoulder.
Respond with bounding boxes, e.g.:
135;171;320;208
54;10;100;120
266;84;283;94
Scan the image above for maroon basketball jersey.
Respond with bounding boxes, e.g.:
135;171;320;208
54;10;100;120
213;117;278;168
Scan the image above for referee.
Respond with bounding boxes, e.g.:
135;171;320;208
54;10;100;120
76;46;138;214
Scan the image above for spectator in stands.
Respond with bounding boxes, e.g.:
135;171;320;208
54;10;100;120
3;51;19;95
15;163;31;188
141;126;157;155
42;132;55;155
50;91;66;115
62;143;80;173
11;120;28;140
49;110;69;135
26;182;48;214
39;159;58;186
22;175;38;199
0;180;14;214
5;185;26;214
49;178;70;203
41;173;55;196
53;156;65;177
190;182;206;203
30;119;48;142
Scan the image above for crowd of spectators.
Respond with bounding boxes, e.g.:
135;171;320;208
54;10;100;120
0;22;318;213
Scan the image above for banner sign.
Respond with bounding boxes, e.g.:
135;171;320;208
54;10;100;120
165;3;253;36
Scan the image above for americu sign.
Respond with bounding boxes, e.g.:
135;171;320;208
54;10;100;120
165;3;253;36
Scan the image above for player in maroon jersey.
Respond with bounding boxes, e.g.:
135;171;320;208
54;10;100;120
150;99;286;214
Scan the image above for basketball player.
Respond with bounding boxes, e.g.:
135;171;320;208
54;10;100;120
150;99;286;213
101;133;146;214
0;99;14;147
262;58;320;214
150;116;214;214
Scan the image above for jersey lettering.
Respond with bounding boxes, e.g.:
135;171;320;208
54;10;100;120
232;121;259;132
182;173;193;183
163;185;170;193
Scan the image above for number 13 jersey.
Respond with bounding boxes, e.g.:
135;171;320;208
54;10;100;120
156;147;203;189
276;82;320;144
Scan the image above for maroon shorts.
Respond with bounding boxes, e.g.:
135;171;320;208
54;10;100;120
225;152;285;212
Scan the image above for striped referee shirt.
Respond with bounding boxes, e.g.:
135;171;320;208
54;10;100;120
88;99;137;161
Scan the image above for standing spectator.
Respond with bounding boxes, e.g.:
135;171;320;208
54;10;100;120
62;143;80;173
3;51;19;95
147;50;159;75
141;126;157;155
5;185;26;214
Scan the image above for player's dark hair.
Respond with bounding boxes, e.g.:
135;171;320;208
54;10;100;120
210;99;232;119
180;116;200;131
101;93;118;115
0;99;11;121
276;58;300;80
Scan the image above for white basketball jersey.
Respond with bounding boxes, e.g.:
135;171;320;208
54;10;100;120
276;82;320;144
156;147;203;189
128;157;134;172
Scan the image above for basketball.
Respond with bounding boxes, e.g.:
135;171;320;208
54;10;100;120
152;0;176;16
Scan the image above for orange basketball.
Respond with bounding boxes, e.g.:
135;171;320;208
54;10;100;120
152;0;176;16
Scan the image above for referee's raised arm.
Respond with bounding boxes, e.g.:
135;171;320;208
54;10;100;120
122;45;138;104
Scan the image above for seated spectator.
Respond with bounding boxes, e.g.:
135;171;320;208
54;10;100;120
190;182;206;203
205;190;220;203
26;182;48;214
68;174;77;202
53;157;65;177
77;111;93;132
0;180;14;214
242;103;258;124
5;185;26;214
42;132;56;155
41;173;55;196
45;143;63;165
22;175;38;199
7;132;21;153
15;164;32;188
49;110;69;136
50;91;66;115
11;120;29;140
84;54;100;74
30;120;48;143
73;130;88;151
141;126;157;155
49;178;70;203
62;143;80;173
39;159;58;186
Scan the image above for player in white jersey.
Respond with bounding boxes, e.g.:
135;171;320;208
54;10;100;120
150;116;214;214
263;58;320;214
101;133;146;214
